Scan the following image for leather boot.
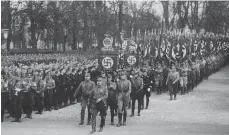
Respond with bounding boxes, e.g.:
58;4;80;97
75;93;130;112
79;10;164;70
87;118;91;125
123;112;127;126
116;113;122;127
79;110;85;125
169;95;173;100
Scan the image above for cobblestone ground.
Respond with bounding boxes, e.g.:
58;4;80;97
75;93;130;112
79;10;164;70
2;66;229;135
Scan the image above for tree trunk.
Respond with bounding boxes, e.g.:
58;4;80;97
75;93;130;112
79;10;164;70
30;18;37;49
83;2;89;50
53;6;58;51
72;2;77;50
194;1;199;30
162;1;169;30
6;1;12;52
118;1;123;45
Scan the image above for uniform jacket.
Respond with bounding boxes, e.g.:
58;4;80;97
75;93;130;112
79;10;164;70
107;81;117;101
116;79;131;99
74;80;95;99
130;77;143;93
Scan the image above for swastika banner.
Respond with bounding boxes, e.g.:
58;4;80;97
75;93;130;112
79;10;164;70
124;54;139;67
98;54;118;71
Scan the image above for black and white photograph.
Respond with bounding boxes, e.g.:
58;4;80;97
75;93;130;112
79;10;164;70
1;0;229;135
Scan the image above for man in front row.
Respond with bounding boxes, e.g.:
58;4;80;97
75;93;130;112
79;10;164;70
130;70;143;117
90;77;108;133
74;73;95;125
166;65;180;100
116;71;131;127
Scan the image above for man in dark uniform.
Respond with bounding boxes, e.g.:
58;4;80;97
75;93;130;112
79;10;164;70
11;80;24;123
70;68;77;104
21;68;33;119
155;63;164;95
74;73;95;125
64;68;72;106
106;74;117;125
90;77;108;133
142;68;152;109
191;62;197;91
58;69;67;108
130;70;143;116
1;74;9;122
76;69;84;103
35;74;46;114
116;71;131;127
52;70;60;110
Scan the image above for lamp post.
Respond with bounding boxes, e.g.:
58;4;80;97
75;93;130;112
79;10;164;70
1;29;9;55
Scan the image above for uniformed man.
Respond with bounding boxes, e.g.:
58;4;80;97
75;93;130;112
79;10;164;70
44;71;55;111
1;74;9;122
155;62;164;95
180;63;188;95
58;69;67;108
64;68;72;106
130;70;143;116
166;65;180;100
190;62;197;91
74;73;95;125
70;69;77;104
199;57;206;82
90;77;108;133
11;80;23;123
101;71;107;87
35;74;46;114
116;71;131;127
106;74;117;125
21;68;33;119
52;70;60;110
142;68;152;109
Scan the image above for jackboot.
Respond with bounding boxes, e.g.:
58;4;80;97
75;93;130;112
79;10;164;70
123;112;127;126
116;113;122;127
169;95;173;100
79;110;85;125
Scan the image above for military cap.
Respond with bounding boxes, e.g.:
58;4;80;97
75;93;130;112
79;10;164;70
119;70;127;76
97;77;103;81
107;74;113;78
85;73;91;77
142;68;147;72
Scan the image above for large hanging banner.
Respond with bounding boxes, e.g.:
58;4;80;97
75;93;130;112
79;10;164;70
124;54;139;67
98;54;118;71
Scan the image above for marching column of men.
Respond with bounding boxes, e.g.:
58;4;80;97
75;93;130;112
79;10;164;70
1;51;229;134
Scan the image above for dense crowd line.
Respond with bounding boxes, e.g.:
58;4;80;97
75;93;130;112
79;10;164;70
1;49;229;133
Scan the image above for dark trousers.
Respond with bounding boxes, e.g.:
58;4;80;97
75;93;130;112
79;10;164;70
22;92;34;116
58;86;66;107
44;89;53;110
142;88;150;108
107;99;117;123
91;100;107;130
12;95;23;119
169;82;178;98
80;97;92;123
53;87;59;109
131;92;142;114
36;96;44;113
156;79;163;94
1;92;10;121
